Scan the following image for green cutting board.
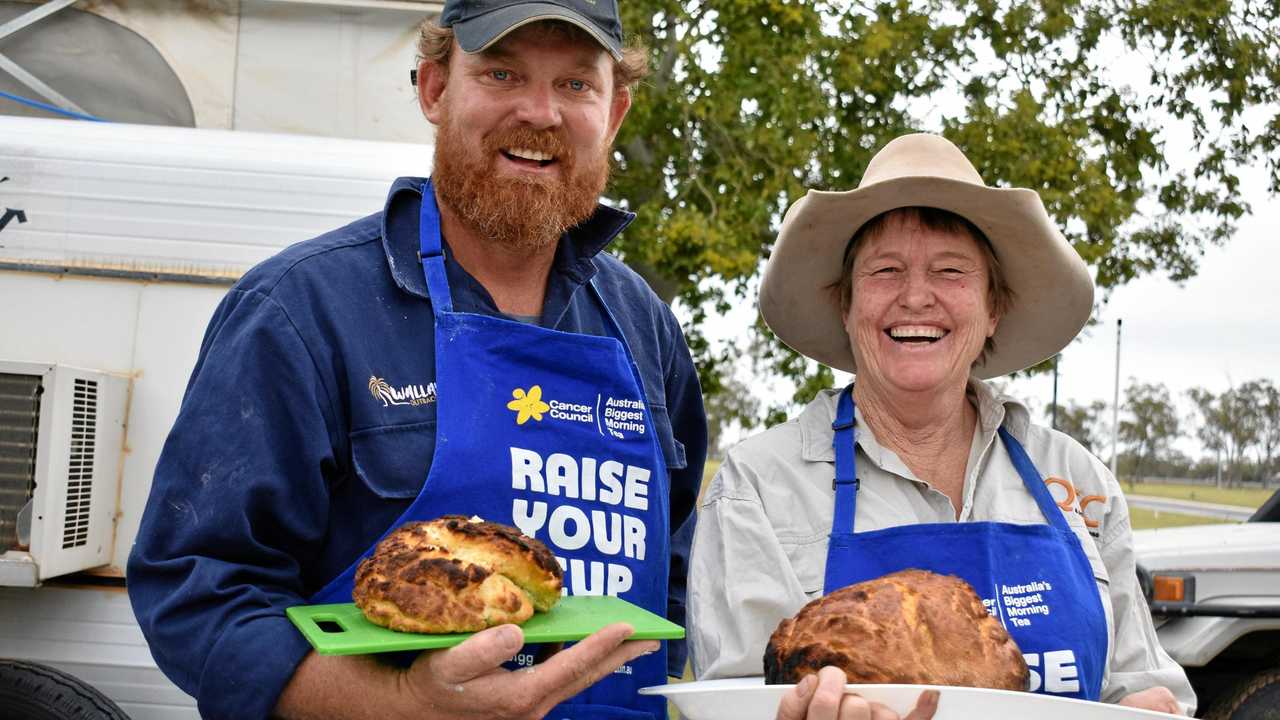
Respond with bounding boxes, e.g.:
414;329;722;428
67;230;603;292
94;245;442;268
288;595;685;655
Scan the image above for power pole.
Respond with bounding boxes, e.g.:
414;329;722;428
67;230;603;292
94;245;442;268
1051;355;1059;430
1110;319;1122;478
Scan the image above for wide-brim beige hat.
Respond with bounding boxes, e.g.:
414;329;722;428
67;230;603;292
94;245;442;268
760;133;1094;379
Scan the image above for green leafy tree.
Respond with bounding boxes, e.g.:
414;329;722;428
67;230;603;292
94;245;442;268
608;0;1280;426
1187;384;1258;486
1119;380;1180;483
1048;399;1109;454
1239;379;1280;483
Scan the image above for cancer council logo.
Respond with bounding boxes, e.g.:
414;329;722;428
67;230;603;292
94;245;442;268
507;386;550;425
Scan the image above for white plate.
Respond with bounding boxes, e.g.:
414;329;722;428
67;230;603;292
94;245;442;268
639;678;1183;720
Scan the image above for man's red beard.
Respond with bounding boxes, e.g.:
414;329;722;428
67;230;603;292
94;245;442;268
431;111;610;253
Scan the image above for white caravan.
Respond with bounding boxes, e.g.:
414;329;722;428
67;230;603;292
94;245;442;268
0;115;430;719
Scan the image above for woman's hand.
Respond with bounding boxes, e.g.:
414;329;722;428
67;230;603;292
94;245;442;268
775;667;940;720
1117;686;1182;714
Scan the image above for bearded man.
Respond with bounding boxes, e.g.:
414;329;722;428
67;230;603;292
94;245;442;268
126;2;707;719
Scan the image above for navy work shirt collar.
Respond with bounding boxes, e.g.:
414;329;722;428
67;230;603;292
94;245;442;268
379;176;635;327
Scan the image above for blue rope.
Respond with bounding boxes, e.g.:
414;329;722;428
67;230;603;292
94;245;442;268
0;89;107;122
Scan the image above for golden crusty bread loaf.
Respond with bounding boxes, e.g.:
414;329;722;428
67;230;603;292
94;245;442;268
763;569;1028;690
353;515;563;633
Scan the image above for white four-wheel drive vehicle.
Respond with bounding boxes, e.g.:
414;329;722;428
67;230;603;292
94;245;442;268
1134;490;1280;719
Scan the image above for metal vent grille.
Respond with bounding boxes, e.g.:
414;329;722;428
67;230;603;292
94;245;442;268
0;373;41;552
62;378;98;549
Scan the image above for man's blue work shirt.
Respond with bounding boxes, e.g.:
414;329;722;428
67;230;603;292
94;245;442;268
127;177;707;720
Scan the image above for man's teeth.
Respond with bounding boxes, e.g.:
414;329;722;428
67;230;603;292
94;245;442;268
888;326;946;341
506;147;553;162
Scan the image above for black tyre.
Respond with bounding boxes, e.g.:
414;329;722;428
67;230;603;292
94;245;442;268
0;660;131;720
1204;667;1280;720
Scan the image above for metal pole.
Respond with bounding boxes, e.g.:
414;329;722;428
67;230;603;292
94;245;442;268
0;0;90;116
0;53;90;115
1051;355;1059;430
1110;319;1122;477
0;0;80;43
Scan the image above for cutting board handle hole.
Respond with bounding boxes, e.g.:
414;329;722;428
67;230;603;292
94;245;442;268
316;619;345;634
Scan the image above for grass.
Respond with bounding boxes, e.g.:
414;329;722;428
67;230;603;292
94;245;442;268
698;459;720;501
1120;481;1273;509
1128;506;1234;530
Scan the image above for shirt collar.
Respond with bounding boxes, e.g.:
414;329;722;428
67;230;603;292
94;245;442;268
797;378;1032;463
379;176;635;304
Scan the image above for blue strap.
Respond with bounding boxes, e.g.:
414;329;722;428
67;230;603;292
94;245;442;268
998;426;1072;533
418;179;453;314
830;385;859;534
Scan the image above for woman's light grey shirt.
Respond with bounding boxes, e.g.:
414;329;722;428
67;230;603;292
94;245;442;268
688;381;1195;713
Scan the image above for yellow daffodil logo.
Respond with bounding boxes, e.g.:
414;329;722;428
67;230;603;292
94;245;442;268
507;385;550;425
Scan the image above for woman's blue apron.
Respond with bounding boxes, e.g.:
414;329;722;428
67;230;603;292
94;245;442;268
824;386;1107;700
312;180;671;720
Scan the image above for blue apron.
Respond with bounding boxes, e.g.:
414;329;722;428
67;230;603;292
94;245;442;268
824;386;1107;700
313;180;671;720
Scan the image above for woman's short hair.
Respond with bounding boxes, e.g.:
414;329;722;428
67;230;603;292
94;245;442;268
831;206;1016;366
417;21;649;90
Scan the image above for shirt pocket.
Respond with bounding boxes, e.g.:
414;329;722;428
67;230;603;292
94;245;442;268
348;421;436;499
649;403;687;471
779;533;829;600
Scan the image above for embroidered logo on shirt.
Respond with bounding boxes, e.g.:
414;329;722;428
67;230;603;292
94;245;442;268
1044;476;1104;534
368;375;437;407
507;386;551;424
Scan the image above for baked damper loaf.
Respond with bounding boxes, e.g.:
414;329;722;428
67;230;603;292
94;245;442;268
353;515;563;633
764;568;1028;690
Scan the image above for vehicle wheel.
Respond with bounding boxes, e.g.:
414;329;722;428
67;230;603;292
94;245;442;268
1203;667;1280;720
0;659;131;720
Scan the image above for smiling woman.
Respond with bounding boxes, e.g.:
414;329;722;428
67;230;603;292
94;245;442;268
689;133;1195;720
833;206;1014;365
838;208;1005;398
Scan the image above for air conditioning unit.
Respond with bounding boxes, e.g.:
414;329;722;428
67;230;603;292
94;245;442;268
0;361;128;586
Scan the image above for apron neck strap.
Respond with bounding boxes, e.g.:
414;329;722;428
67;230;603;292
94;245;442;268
831;389;1068;534
419;179;453;315
998;426;1073;532
831;385;859;534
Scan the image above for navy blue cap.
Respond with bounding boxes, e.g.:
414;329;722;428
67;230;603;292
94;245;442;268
439;0;624;60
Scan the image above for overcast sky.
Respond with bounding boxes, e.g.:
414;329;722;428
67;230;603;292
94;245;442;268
1002;179;1279;457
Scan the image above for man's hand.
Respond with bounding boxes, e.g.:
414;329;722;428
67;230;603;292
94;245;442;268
276;622;655;720
775;667;940;720
1117;686;1181;715
397;622;656;720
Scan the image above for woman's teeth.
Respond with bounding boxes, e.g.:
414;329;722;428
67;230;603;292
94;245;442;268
887;326;946;343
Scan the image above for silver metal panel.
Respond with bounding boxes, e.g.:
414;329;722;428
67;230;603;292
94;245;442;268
235;0;438;142
0;586;198;717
